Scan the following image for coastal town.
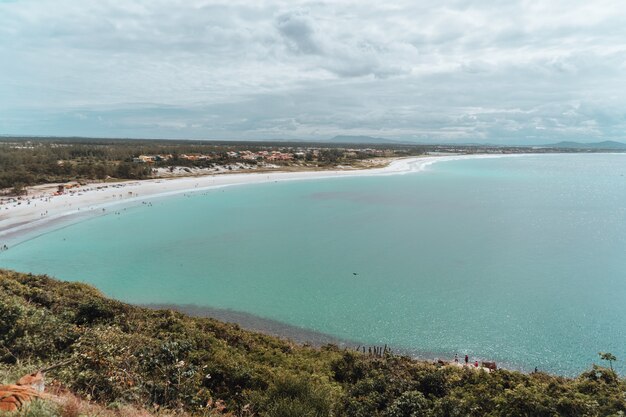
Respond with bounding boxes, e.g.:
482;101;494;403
132;147;395;164
2;136;617;199
0;139;411;197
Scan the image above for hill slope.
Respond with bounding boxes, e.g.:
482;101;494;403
1;270;625;416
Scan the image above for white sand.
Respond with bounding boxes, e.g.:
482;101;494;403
0;154;503;241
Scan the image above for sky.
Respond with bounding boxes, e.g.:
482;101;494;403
1;0;625;144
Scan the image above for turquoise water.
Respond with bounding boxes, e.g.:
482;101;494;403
2;154;626;375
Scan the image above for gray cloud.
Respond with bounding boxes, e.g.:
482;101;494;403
0;0;625;143
276;11;321;55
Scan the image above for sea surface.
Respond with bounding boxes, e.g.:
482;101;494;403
2;154;626;375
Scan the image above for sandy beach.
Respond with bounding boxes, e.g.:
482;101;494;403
0;154;499;242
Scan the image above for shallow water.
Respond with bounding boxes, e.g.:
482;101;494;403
2;154;625;375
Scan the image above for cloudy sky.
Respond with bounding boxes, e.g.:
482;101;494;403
1;0;625;143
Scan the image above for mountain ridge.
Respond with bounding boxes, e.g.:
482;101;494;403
328;135;407;145
543;140;626;149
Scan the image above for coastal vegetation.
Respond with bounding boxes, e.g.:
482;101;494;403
0;136;597;195
1;269;625;416
0;138;423;194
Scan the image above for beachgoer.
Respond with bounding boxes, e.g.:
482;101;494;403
454;354;458;363
474;361;479;368
465;355;469;365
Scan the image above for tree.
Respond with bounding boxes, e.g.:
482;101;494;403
385;391;430;417
11;183;27;196
598;352;617;371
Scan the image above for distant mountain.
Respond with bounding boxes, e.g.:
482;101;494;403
328;135;404;145
544;140;626;150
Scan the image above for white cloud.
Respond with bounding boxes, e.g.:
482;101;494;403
0;0;625;143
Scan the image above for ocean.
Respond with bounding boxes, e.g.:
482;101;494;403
2;153;625;375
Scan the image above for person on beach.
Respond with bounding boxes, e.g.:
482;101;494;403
454;354;458;363
474;361;479;368
465;354;469;365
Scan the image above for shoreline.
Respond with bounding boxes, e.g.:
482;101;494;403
0;154;508;243
144;303;358;348
144;302;527;374
1;152;606;377
0;152;530;373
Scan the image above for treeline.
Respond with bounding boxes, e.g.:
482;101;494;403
0;138;255;191
2;136;614;194
0;137;421;193
1;270;624;417
0;140;160;191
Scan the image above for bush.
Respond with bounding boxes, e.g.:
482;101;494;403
74;299;119;325
385;391;430;417
263;375;333;417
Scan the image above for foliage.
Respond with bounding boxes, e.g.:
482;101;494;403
1;270;625;417
0;400;58;417
0;138;420;192
384;391;429;417
600;352;618;371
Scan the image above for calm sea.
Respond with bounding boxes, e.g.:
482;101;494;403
2;154;625;375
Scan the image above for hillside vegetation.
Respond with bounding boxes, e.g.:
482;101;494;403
1;270;625;416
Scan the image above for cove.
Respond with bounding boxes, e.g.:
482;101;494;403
2;154;625;375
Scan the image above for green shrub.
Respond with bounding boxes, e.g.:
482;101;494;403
385;391;430;417
263;375;333;417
